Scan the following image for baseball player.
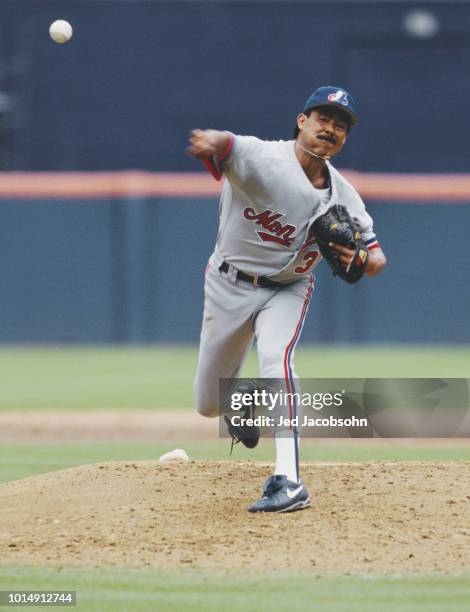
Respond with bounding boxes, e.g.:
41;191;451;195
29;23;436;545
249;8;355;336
188;86;386;513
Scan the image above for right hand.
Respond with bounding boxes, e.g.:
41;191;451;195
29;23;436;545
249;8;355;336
187;129;221;159
187;129;233;161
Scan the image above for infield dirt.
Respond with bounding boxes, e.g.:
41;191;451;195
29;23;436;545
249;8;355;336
2;460;469;573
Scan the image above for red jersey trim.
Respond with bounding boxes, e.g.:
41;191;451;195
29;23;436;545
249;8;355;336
218;133;234;162
203;157;223;182
202;134;234;181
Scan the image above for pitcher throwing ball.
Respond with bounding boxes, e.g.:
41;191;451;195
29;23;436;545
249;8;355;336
188;86;387;513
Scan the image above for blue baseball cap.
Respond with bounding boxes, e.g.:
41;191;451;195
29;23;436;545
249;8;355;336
302;86;358;125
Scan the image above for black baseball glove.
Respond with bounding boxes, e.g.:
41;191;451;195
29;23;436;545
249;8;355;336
313;205;368;284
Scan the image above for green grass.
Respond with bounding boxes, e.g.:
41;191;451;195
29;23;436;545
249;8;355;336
0;566;469;611
0;344;468;410
1;441;470;484
1;345;469;609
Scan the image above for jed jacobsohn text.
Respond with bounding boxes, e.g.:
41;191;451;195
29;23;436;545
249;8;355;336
229;414;368;428
230;389;345;411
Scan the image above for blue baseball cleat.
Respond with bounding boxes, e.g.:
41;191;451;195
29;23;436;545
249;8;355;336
224;380;260;450
248;475;311;513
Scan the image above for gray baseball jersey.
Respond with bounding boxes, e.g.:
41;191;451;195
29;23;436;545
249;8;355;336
210;134;379;282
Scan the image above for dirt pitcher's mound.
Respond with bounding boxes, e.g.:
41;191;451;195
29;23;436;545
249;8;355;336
2;460;470;573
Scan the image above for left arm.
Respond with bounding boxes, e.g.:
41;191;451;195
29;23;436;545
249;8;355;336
330;243;387;277
364;246;387;276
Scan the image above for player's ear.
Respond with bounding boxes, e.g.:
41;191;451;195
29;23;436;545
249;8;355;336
296;113;306;132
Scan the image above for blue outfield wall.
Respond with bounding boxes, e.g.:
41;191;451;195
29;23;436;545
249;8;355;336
0;196;468;344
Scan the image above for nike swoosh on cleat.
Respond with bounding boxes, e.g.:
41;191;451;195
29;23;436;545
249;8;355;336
286;485;303;499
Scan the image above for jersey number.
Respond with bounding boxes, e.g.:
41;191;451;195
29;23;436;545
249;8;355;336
295;251;319;274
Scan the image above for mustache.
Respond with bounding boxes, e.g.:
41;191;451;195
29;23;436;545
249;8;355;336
317;133;337;144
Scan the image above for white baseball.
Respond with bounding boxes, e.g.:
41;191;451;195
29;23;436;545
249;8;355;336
49;20;73;44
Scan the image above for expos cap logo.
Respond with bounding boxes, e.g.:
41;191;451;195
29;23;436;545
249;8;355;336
327;90;349;107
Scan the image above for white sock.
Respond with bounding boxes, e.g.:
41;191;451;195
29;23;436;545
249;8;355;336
274;432;299;483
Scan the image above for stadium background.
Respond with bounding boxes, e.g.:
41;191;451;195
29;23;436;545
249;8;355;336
0;0;469;343
1;2;470;610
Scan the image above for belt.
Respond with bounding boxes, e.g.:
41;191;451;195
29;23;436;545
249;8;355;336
218;261;284;289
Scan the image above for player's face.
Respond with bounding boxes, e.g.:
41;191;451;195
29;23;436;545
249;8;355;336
297;109;349;157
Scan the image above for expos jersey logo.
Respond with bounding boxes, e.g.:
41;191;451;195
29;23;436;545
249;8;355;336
327;89;349;107
243;208;297;247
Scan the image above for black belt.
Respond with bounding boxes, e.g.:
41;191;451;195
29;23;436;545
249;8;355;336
218;261;284;289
